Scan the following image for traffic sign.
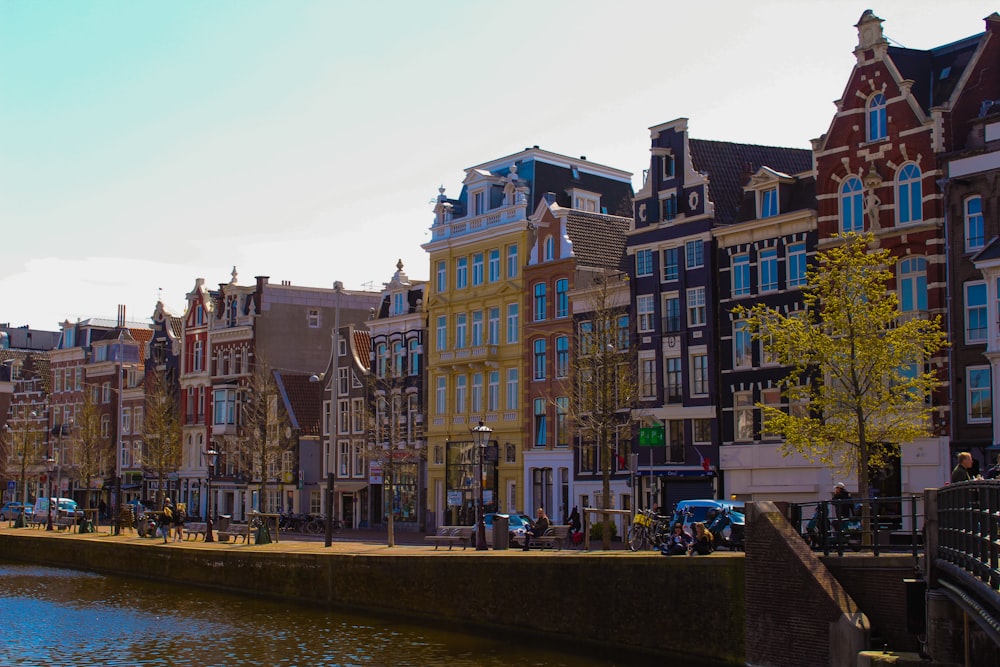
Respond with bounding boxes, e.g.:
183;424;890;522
638;425;665;447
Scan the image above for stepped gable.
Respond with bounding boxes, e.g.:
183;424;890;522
565;211;631;271
689;139;812;225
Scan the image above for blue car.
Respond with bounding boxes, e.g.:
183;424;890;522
0;501;34;521
670;499;745;550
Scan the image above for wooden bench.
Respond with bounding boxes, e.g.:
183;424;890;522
53;517;76;531
528;524;571;551
220;523;251;544
424;526;473;550
184;523;208;540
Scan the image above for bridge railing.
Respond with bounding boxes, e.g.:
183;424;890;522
789;495;924;557
930;481;1000;647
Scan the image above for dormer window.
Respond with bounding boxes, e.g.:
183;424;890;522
393;293;406;316
473;191;486;215
543;236;554;261
760;187;778;218
568;187;600;213
661;195;677;222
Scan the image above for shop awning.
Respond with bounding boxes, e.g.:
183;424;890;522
334;481;368;493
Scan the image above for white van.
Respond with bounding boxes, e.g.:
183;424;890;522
31;497;81;525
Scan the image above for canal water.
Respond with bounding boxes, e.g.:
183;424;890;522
0;561;709;667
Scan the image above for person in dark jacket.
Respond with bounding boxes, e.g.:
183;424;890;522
522;507;550;551
688;522;714;555
951;451;975;484
660;523;692;556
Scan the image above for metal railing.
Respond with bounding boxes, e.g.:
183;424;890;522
789;495;924;557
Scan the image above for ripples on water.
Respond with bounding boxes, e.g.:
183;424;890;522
0;562;665;667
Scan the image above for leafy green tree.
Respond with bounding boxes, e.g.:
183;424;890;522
735;233;948;504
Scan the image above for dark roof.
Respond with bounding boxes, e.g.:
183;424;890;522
274;372;323;437
565;212;632;271
889;33;984;113
972;236;1000;263
689;139;812;225
0;326;60;351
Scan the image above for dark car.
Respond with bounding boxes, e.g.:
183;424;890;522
0;501;33;521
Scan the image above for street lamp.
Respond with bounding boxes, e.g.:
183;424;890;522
44;456;56;531
471;421;493;551
310;279;342;549
204;448;219;542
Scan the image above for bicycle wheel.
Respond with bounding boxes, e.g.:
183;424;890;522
626;525;648;552
305;519;323;535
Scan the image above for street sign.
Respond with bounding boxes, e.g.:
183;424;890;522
638;425;665;447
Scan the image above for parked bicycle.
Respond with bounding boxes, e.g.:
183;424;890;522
626;508;670;551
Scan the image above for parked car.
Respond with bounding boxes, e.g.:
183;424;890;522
472;513;534;548
670;499;745;550
0;501;33;521
31;497;83;523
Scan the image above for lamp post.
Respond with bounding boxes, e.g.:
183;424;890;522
45;456;56;531
204;448;219;542
471;421;493;551
310;279;342;549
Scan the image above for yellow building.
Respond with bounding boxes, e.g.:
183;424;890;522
422;148;633;528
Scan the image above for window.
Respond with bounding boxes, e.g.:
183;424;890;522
193;340;203;372
579;321;593;355
506;244;518;279
392;293;405;316
471;311;484;347
665;357;682;401
663;295;680;332
488;249;501;282
556;336;569;378
534;283;547;321
966;196;985;251
685;240;703;269
662;247;679;281
101;415;110;438
687;287;706;327
408;339;420;375
352;398;365;433
637;294;655;332
966;281;987;343
555;397;569;446
761;388;782;439
691;354;708;395
122;410;131;435
899;257;927;314
435;377;446;415
555;279;569;318
534;398;547;447
488;307;500;345
617;315;630;350
788;242;807;288
436;316;447;352
735;391;754;441
472;252;484;286
543;236;555;262
867;93;887;142
506;368;519;410
506;303;519;343
897;163;922;224
640;357;656;398
661;154;675;179
375;342;388;377
213;388;236;426
661;195;677;222
307;308;320;328
759;248;778;292
636;249;653;277
840;177;864;233
968;366;991;422
436;260;446;292
455;313;467;349
732;254;750;296
392;341;404;376
666;421;684;463
488;371;500;411
693;419;711;443
471;373;483;413
455;375;467;414
456;257;468;289
760;187;778;218
338;399;350;433
734;320;753;367
533;339;547;380
474;191;486;215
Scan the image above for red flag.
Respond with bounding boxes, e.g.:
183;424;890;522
701;456;711;472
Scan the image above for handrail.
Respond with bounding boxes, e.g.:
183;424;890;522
788;495;924;557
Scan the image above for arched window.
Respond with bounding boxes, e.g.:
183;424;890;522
867;93;887;142
376;342;388;377
966;196;984;251
898;256;927;314
897;163;922;224
840;177;864;233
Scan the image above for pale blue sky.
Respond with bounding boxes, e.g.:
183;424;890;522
1;1;992;329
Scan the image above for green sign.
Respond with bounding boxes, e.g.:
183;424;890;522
638;425;665;447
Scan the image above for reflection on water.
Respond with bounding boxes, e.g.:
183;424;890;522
0;562;670;667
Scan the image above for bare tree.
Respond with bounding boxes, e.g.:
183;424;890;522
365;357;422;548
238;359;291;515
564;269;639;550
3;405;43;514
142;370;182;508
73;387;110;510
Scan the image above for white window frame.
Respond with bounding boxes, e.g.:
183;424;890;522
967;365;992;423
